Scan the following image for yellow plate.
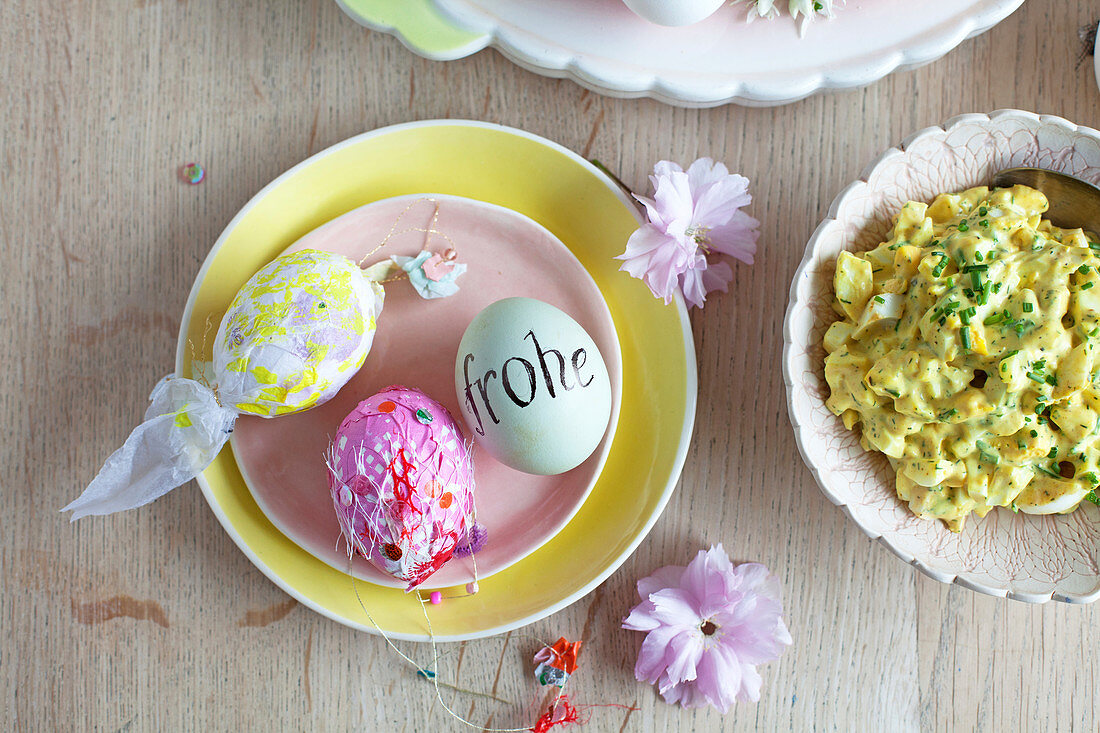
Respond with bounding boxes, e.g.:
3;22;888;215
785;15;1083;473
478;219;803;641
177;121;697;640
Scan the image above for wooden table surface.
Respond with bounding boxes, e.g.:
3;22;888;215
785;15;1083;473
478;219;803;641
5;1;1100;730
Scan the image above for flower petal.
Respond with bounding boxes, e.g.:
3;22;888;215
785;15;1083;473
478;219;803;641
707;210;760;264
649;587;704;628
714;598;792;665
774;617;793;647
735;662;764;703
652;159;686;181
651;170;695;233
732;562;779;599
679;267;707;310
684;157;729;195
637;564;686;599
698;260;734;301
680;545;736;610
617;225;688;304
658;674;710;709
661;628;704;686
692;172;752;229
622;599;661;632
633;193;664;228
694;641;740;713
634;625;680;684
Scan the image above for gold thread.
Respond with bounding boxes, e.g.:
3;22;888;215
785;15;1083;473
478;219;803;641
358;198;459;272
347;555;572;732
186;314;223;406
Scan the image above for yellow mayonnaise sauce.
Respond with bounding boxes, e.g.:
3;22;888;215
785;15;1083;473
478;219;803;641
824;185;1100;531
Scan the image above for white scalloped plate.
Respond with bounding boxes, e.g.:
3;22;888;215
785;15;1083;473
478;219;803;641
337;0;1024;107
784;110;1100;604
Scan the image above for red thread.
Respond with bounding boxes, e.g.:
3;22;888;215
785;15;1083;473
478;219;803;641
388;449;417;506
359;449;419;549
531;695;580;733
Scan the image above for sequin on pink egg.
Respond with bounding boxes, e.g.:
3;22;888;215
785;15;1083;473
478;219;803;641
326;385;476;590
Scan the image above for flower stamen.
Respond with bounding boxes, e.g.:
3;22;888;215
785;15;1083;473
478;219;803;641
700;620;718;636
686;225;712;252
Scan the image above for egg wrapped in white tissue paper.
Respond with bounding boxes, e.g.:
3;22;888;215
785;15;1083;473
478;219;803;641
64;249;384;520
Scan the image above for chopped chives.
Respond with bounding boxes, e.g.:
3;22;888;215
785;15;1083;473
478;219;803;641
1084;282;1095;290
1022;302;1033;312
984;313;1004;325
1080;265;1092;275
1027;372;1045;384
874;295;885;304
961;328;972;349
1045;374;1058;387
959;221;971;233
979;207;988;216
931;256;949;277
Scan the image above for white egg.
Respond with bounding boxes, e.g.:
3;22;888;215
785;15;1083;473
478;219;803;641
622;0;726;26
454;298;612;476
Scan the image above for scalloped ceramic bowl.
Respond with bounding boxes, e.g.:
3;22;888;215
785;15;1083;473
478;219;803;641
784;110;1100;604
336;0;1025;108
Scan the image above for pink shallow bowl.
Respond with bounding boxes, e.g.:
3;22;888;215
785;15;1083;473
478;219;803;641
231;194;622;588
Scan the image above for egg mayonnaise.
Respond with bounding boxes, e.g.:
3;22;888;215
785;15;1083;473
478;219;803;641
824;185;1100;531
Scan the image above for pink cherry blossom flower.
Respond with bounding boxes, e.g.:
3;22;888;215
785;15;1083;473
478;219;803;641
622;545;792;713
616;158;759;309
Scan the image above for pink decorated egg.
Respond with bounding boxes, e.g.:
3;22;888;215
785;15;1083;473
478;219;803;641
326;385;476;590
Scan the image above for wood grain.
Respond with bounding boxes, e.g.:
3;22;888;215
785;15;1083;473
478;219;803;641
4;0;1099;730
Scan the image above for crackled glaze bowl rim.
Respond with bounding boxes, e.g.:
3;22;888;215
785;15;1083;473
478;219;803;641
783;109;1100;605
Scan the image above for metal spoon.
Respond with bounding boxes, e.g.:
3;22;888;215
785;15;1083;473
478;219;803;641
991;167;1100;235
